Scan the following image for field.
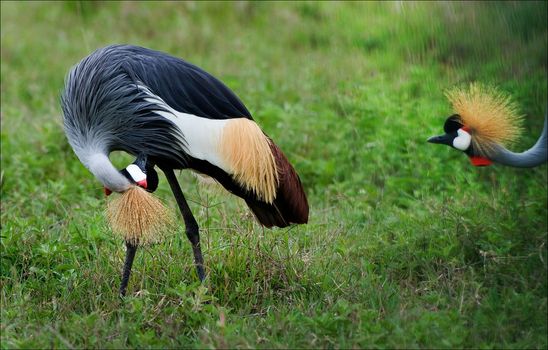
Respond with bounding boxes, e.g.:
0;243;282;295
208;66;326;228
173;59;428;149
1;1;547;348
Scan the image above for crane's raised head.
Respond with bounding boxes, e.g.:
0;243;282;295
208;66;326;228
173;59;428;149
427;114;493;166
428;83;524;166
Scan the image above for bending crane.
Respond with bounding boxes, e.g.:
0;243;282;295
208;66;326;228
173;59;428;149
61;45;309;295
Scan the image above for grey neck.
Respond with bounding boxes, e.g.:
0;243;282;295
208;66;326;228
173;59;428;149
490;113;547;168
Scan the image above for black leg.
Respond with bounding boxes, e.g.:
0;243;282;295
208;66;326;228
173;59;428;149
163;168;206;281
120;241;138;296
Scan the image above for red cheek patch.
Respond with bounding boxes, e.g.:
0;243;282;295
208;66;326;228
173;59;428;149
469;156;492;167
104;187;113;196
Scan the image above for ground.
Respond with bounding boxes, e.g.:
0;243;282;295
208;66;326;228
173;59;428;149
1;1;547;348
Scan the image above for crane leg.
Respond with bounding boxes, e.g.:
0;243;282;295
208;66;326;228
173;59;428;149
120;241;137;296
163;168;206;281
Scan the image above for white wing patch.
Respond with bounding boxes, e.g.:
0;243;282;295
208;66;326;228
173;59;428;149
138;84;230;171
138;84;279;202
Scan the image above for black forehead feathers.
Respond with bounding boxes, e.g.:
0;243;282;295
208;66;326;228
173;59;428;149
444;114;463;133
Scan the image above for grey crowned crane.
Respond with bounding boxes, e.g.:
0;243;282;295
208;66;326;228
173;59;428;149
428;83;547;168
61;45;309;296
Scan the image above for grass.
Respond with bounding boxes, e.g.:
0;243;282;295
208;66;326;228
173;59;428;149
1;1;547;348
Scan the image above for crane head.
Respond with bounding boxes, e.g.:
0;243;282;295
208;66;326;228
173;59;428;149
427;114;493;166
104;154;159;196
427;83;524;167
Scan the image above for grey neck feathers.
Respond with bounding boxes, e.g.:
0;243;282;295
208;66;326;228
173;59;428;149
84;152;131;192
491;113;548;168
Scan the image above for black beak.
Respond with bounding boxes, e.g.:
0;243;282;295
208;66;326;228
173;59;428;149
427;134;453;145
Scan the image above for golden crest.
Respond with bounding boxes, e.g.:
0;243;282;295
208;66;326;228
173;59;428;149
446;83;524;156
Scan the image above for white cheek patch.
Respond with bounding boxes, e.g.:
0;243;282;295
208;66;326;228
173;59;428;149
126;164;146;182
453;129;472;151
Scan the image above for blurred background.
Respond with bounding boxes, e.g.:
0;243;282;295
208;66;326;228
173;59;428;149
1;1;547;348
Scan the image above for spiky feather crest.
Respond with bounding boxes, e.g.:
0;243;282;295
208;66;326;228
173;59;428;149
445;83;524;156
106;186;174;245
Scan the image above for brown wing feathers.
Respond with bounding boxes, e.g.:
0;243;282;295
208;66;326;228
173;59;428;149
245;140;309;228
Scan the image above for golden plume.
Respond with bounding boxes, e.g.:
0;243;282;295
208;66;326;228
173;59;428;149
445;83;524;156
106;186;174;245
219;119;279;203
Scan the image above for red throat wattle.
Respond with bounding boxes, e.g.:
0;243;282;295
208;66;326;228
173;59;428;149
469;156;493;167
460;125;493;166
104;180;147;197
137;179;147;189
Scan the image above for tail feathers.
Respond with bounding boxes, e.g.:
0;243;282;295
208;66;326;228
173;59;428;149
246;140;308;228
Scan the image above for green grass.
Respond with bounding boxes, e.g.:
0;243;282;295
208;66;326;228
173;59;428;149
1;1;547;348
